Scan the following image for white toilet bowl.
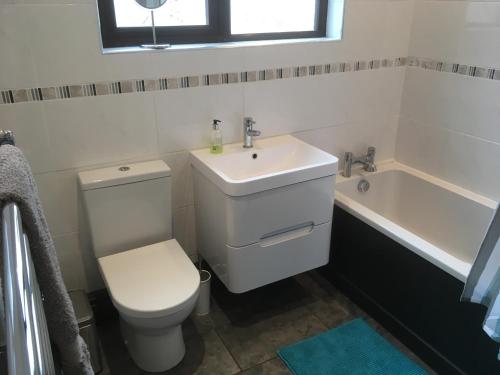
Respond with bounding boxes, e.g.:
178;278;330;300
98;239;200;372
78;160;200;372
119;303;196;372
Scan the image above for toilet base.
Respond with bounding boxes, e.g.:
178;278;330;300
120;318;186;373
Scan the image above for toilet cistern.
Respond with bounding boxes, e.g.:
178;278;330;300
343;146;377;178
243;117;261;148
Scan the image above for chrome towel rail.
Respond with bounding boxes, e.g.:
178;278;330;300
2;202;55;374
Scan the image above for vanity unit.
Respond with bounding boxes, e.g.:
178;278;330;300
191;135;338;293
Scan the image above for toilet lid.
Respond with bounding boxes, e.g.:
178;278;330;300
98;239;200;319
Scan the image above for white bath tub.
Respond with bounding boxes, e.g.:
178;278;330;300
335;161;498;282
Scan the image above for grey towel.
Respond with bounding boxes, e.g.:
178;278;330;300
0;145;93;375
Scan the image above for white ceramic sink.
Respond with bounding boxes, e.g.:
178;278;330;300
190;135;338;196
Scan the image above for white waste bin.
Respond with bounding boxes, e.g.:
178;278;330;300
195;270;211;316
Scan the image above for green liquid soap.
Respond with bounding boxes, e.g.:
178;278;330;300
211;144;223;154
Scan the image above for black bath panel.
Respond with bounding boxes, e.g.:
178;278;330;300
322;205;500;375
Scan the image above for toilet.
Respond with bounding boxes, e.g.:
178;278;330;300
78;160;200;373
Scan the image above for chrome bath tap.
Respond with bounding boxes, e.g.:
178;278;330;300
243;117;261;148
343;146;377;177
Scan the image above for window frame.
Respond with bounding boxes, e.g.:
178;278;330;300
97;0;329;49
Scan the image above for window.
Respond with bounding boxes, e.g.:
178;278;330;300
97;0;330;49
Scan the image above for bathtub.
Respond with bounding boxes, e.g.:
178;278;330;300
326;161;500;374
334;161;497;282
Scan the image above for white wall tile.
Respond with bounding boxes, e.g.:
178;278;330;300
161;151;195;209
24;4;152;86
396;116;500;201
0;102;53;173
339;0;413;60
173;205;197;259
243;76;349;136
155;85;245;154
409;0;500;67
401;68;500;143
243;69;405;138
0;5;38;88
397;0;500;203
76;198;106;292
53;233;88;291
35;169;79;236
44;93;159;170
148;48;246;78
396;116;449;178
380;0;414;58
295;115;400;170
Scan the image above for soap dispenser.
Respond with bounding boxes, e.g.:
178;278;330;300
210;119;223;154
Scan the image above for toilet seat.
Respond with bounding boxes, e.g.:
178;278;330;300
98;239;200;319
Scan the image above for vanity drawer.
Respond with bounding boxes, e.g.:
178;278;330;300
225;175;335;247
222;221;332;293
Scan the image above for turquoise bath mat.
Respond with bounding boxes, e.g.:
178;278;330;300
277;318;428;375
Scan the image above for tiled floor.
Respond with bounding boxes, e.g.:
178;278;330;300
97;271;435;375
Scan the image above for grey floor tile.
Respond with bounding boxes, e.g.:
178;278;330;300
211;276;316;327
97;319;136;374
239;358;291;375
164;329;240;375
109;358;142;375
190;300;232;333
97;271;435;375
292;272;331;299
217;306;327;370
98;317;239;375
307;294;357;328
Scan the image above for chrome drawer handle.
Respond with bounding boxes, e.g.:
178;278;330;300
259;222;314;247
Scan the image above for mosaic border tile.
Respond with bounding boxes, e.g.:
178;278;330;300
408;56;500;81
0;56;407;105
1;56;497;105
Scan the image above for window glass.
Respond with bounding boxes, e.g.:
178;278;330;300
113;0;208;28
230;0;317;35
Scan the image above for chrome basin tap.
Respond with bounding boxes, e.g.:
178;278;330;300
343;146;377;177
243;117;261;148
